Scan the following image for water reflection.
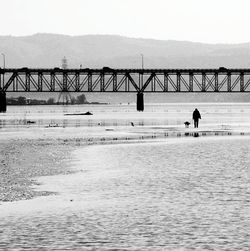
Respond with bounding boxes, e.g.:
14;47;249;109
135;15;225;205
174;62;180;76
193;132;199;137
0;119;6;128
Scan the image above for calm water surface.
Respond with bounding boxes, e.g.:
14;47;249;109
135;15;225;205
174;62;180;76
1;103;250;250
1;102;250;128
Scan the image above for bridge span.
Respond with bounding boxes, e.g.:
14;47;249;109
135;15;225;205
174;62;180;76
1;67;250;112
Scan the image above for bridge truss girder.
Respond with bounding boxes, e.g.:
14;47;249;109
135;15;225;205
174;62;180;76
1;69;250;93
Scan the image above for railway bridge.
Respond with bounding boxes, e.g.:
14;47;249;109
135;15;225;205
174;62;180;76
1;67;250;112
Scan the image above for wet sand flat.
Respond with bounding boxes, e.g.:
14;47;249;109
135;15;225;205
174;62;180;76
1;135;250;250
0;137;76;202
0;122;248;203
1;103;250;250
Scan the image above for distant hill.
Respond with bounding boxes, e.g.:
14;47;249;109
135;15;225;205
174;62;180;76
2;33;250;102
1;33;250;69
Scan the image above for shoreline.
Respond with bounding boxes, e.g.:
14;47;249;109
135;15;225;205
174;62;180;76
1;133;250;217
0;125;250;203
0;138;76;202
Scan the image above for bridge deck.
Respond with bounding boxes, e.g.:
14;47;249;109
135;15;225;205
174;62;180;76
1;68;250;93
2;68;250;73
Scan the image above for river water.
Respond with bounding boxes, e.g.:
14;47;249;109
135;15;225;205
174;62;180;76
2;102;250;128
1;103;250;250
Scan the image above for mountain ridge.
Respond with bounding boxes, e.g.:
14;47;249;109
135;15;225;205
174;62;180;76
1;33;250;69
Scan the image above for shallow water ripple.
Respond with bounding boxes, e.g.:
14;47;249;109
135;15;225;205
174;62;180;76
1;138;250;250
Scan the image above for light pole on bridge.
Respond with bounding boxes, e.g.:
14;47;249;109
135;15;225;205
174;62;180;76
1;53;5;87
140;53;144;69
1;53;5;69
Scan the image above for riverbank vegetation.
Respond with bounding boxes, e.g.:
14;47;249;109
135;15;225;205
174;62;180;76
6;94;100;105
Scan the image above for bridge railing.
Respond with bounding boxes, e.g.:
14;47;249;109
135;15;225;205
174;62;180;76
1;68;250;93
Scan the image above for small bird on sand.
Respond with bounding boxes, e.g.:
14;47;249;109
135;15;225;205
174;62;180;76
130;122;134;127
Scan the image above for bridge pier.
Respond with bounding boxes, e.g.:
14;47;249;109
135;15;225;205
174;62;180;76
0;91;6;113
136;92;144;112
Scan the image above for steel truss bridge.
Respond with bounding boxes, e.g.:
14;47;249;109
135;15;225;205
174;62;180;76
1;67;250;112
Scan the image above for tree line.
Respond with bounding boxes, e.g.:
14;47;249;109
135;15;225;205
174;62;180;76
7;94;88;105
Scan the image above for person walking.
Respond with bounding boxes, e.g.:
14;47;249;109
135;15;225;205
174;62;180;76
193;108;201;128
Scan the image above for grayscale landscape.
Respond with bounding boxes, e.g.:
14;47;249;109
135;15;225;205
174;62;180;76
1;0;250;250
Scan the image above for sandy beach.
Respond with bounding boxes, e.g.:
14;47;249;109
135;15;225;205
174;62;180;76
1;103;250;250
1;131;250;250
0;137;76;202
0;121;248;203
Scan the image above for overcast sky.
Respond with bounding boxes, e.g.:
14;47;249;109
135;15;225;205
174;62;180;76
0;0;249;44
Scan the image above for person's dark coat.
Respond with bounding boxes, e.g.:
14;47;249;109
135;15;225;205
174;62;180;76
193;109;201;121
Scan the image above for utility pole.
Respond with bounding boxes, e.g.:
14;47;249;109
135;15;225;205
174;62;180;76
140;53;144;69
1;53;5;86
